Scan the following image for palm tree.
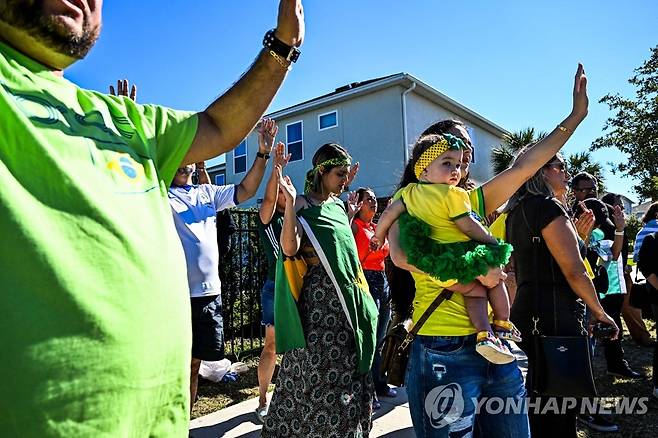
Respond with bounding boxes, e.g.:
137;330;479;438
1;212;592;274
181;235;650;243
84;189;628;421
566;151;606;192
490;128;547;175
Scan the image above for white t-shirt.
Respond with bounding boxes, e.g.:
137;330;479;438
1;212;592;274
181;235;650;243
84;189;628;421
168;184;237;297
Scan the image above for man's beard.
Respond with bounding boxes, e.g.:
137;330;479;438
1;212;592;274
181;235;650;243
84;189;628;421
0;0;99;59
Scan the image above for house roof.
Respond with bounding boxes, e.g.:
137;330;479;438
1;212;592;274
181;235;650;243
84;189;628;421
266;72;508;138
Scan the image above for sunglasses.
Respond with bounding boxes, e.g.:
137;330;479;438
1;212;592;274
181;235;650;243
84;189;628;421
545;162;568;172
176;167;194;175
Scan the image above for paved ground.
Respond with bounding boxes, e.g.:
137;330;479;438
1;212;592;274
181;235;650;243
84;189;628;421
189;343;528;437
189;387;414;438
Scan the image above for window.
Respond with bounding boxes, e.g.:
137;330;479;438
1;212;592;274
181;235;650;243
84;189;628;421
214;173;226;185
465;126;476;163
286;121;303;162
233;140;247;174
318;110;337;131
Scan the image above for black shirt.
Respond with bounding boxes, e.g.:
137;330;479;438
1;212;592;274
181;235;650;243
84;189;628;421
508;195;586;336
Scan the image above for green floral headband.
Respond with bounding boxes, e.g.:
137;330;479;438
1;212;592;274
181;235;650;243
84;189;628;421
304;157;352;194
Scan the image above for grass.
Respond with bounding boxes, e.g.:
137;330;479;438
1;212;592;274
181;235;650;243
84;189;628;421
191;354;278;420
577;321;657;438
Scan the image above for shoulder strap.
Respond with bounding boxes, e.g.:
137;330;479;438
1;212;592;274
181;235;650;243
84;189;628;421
409;290;453;336
520;200;543;335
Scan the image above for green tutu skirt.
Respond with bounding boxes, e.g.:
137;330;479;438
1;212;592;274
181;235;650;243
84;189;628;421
398;212;513;285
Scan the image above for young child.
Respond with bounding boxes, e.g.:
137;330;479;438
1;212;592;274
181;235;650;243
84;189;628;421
373;133;518;364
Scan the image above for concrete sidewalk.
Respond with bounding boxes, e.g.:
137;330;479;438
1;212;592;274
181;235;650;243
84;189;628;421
189;345;527;437
189;388;414;438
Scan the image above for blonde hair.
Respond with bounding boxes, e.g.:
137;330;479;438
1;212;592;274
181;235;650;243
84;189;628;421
504;145;561;213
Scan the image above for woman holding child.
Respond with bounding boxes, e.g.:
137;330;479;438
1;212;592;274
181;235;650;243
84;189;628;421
385;64;613;437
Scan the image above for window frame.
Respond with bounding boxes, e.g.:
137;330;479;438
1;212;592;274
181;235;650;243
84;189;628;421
214;173;226;186
318;110;338;131
286;120;304;162
233;139;247;174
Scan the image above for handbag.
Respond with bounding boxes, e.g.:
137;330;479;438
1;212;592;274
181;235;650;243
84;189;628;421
521;202;598;398
379;290;452;387
281;254;307;301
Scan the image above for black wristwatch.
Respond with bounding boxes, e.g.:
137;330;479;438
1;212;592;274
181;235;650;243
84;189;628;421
263;29;301;63
256;151;270;160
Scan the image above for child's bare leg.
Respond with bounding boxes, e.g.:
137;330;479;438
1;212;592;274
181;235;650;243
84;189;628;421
487;280;521;341
447;282;492;333
487;281;510;323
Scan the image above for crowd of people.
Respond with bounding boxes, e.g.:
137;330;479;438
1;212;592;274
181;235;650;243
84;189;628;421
1;1;656;437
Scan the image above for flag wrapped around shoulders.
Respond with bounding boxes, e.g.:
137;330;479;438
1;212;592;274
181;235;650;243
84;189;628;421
274;199;378;374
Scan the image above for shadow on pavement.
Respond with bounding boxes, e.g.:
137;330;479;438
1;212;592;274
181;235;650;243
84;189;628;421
377;426;416;437
189;412;258;438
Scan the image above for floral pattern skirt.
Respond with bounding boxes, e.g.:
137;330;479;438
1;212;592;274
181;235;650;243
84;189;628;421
262;264;373;438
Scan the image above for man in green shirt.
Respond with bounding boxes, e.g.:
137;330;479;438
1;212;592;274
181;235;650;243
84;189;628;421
0;1;304;436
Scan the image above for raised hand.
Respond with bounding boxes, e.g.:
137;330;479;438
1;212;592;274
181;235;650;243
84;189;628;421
272;141;291;169
346;162;360;189
258;118;278;155
572;63;588;121
277;165;296;202
276;0;305;47
109;79;137;102
611;204;625;231
346;190;363;219
574;201;595;240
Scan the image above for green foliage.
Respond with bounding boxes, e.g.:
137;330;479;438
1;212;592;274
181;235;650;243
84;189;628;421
491;127;546;175
625;214;642;246
591;44;658;201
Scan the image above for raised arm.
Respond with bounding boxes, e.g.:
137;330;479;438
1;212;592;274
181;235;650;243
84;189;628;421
259;141;290;224
542;215;619;338
195;161;211;184
480;64;589;215
234;119;277;204
609;204;626;261
278;167;303;256
183;0;304;165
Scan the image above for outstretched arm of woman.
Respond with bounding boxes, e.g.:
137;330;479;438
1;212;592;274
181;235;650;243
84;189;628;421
481;64;588;215
542;215;619;338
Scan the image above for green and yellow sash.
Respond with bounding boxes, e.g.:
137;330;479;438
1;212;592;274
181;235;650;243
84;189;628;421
274;199;378;374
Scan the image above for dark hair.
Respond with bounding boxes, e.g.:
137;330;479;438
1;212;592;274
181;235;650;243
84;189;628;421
571;171;597;188
397;134;445;191
503;149;560;213
388;132;464;320
642;202;658;224
306;143;351;194
601;192;621;206
356;187;374;203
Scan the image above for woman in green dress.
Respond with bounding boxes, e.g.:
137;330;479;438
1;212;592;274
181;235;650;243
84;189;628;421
262;143;378;438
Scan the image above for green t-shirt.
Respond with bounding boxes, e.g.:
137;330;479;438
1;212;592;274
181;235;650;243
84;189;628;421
258;212;284;281
0;42;198;436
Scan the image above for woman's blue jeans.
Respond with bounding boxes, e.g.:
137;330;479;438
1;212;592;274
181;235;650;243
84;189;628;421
406;334;530;438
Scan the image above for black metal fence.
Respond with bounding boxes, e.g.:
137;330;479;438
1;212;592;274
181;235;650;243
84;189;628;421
219;209;268;359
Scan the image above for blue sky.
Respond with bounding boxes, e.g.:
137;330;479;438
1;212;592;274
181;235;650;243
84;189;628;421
67;0;658;202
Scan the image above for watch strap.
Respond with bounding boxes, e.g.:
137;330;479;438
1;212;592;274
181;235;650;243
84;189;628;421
256;151;270;160
263;29;300;63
